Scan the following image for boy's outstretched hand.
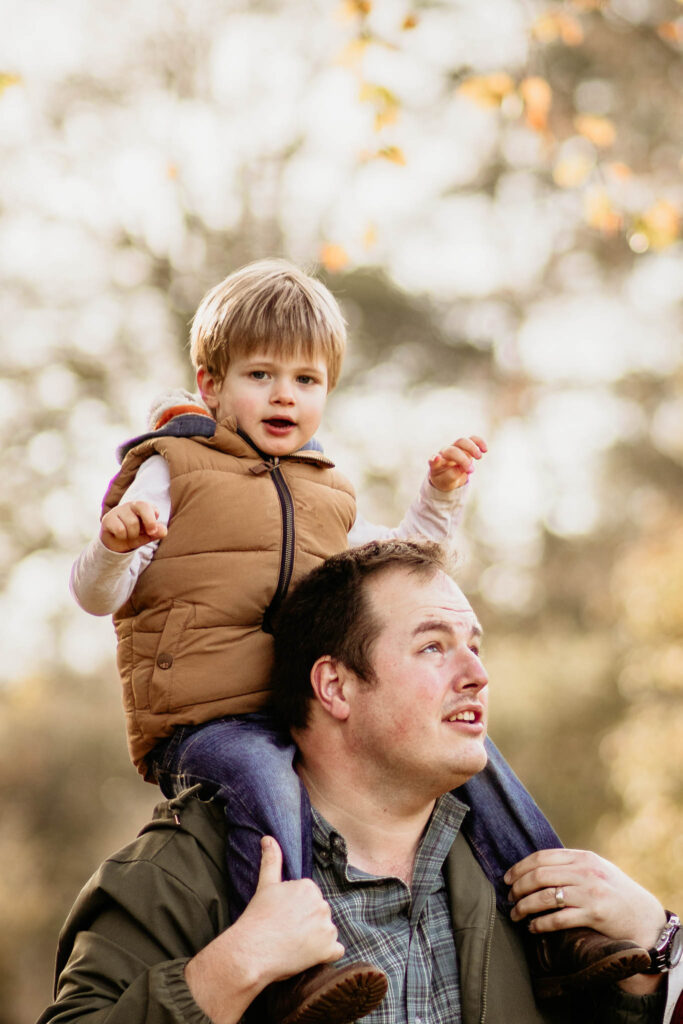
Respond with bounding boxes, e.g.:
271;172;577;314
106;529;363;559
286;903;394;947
428;435;487;492
100;500;168;553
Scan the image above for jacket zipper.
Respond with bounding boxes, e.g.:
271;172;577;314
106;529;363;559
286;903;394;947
479;889;496;1024
261;457;296;634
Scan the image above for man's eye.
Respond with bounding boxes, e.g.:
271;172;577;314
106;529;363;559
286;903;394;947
469;646;481;657
422;642;441;654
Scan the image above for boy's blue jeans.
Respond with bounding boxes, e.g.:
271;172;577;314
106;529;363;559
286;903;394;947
151;714;561;921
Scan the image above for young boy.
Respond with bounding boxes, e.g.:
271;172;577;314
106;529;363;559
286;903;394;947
71;259;650;1022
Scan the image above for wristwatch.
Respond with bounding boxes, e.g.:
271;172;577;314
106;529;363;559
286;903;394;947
644;911;682;973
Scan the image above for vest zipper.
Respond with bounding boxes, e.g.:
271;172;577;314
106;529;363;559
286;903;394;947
262;457;296;634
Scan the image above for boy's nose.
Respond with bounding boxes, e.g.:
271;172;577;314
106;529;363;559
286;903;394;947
271;380;295;404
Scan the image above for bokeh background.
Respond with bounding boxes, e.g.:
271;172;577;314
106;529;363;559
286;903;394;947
1;1;682;1020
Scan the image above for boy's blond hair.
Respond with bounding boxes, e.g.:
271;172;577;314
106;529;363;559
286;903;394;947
190;259;347;390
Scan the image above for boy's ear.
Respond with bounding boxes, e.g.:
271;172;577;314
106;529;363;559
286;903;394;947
196;367;219;411
310;656;351;721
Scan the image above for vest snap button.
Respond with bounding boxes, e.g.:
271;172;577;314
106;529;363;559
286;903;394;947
157;652;173;670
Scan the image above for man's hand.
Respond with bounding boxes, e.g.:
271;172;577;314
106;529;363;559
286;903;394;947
505;848;667;995
100;501;168;553
428;436;487;492
184;837;344;1024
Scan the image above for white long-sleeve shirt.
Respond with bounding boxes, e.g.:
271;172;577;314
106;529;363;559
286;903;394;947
71;454;468;616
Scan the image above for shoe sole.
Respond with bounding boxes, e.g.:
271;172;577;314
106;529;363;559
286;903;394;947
534;947;651;1001
280;967;389;1024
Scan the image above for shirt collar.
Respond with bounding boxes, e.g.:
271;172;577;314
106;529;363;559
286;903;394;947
311;791;468;891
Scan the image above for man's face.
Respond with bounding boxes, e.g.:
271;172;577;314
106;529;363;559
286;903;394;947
198;349;328;456
345;568;489;800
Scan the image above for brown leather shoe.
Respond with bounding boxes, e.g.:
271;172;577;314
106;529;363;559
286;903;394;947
530;927;651;1000
266;961;389;1024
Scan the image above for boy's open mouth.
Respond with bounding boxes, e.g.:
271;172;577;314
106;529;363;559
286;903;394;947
263;417;295;428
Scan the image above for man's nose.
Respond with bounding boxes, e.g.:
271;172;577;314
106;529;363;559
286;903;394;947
453;649;488;692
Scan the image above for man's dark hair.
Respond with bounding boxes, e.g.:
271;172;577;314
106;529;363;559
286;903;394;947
270;539;450;732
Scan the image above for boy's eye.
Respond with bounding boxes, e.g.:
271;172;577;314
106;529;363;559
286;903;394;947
249;370;268;380
297;375;316;385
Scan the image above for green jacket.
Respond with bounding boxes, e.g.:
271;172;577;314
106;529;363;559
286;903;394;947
38;790;664;1024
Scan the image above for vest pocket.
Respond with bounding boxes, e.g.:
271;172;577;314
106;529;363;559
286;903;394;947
148;601;194;713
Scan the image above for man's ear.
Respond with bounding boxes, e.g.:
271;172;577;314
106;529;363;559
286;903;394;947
310;656;351;721
196;367;220;411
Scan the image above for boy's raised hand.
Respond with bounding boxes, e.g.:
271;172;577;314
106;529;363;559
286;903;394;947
428;435;488;492
100;500;168;553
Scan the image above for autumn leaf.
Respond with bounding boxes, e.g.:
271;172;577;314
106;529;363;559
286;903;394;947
519;76;552;131
532;12;584;46
363;223;378;249
606;162;632;181
0;72;22;95
584;188;622;235
375;145;406;165
337;0;372;21
657;20;683;45
457;73;515;108
359;82;400;131
337;35;372;66
320;243;350;273
553;151;594;188
574;114;616;148
636;200;680;249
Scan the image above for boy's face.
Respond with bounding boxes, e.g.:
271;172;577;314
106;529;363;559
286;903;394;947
198;350;329;456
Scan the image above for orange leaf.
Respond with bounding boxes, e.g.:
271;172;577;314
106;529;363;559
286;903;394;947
376;145;406;165
584;189;622;235
337;0;372;20
0;72;22;95
520;76;552;131
574;114;616;148
638;201;680;249
337;36;371;66
363;223;378;249
458;73;515;108
657;20;683;44
606;162;632;181
532;12;584;45
553;152;594;188
320;243;350;273
402;14;418;30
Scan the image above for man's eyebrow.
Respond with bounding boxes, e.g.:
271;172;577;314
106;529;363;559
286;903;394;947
412;618;483;640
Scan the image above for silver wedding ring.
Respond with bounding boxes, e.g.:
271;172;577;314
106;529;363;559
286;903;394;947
554;886;565;908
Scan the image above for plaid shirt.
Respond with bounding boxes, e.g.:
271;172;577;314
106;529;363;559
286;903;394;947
311;793;468;1024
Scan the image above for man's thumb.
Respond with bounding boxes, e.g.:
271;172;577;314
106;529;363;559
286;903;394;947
256;836;283;889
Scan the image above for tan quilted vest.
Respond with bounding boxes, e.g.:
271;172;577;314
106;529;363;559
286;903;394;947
102;420;356;778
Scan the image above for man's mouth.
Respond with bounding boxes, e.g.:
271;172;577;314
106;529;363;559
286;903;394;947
444;708;482;724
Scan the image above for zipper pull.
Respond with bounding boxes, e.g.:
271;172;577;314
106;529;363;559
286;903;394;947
250;456;280;475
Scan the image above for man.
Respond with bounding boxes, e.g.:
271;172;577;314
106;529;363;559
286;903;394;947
39;541;679;1024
